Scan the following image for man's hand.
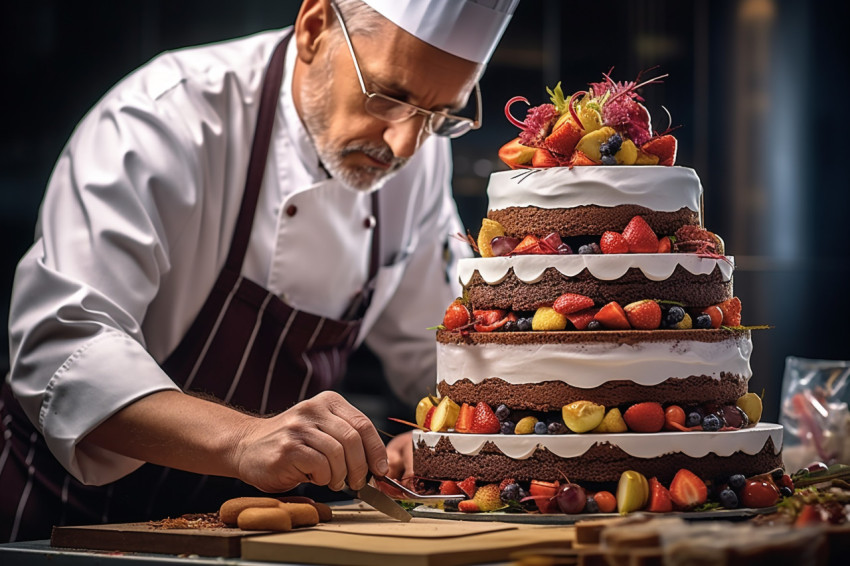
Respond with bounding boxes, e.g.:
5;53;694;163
232;391;387;492
386;430;413;481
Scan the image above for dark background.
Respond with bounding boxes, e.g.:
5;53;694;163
2;1;848;431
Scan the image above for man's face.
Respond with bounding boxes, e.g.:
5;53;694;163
297;20;480;190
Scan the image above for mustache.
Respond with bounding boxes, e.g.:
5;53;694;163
342;143;408;172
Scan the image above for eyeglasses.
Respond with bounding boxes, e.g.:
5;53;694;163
329;0;482;139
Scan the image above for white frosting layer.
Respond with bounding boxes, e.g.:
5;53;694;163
487;166;703;212
459;254;733;286
437;335;753;387
413;423;782;459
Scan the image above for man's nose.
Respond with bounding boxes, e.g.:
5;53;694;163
382;115;427;159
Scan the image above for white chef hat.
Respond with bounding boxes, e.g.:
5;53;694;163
360;0;520;64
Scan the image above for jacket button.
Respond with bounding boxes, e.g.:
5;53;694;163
286;204;297;217
364;215;376;229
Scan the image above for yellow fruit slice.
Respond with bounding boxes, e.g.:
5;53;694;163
574;126;617;162
617;470;650;515
532;307;567;331
736;392;763;425
415;396;438;427
615;139;638;165
592;408;628;433
514;416;538;435
577;102;603;132
477;218;506;258
561;401;605;433
634;149;660;165
429;397;460;432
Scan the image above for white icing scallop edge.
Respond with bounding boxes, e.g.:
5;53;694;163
459;254;734;286
413;423;783;460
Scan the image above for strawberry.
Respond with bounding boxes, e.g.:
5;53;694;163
498;137;535;169
594;301;631;330
600;231;629;254
623;402;665;433
623;300;661;330
511;234;544;255
472;484;504;512
439;480;463;496
640;134;677;166
531;148;561;168
458;500;480;513
647;477;673;513
442;299;471;331
529;480;559;514
422;406;435;429
553;293;595;315
668;469;708;509
715;297;742;326
545;116;584;157
456;476;478;499
565;307;600;330
622;216;658;253
657;235;673;253
663;405;686;431
454;403;474;433
568;149;597;166
473;309;509;332
469;402;501;434
699;305;723;329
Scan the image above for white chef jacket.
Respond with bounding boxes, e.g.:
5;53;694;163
7;28;468;486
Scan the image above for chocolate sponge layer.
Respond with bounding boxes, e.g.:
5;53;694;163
488;205;699;239
413;436;782;484
465;264;732;311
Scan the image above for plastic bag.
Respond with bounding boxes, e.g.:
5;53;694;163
779;356;850;473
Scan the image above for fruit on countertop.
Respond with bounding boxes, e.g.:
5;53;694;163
555;481;587;514
562;401;606;433
529;480;560;514
471;483;505;512
669;469;708;510
617;470;650;515
647;477;673;513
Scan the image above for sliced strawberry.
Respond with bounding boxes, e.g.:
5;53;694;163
623;402;665;433
454;402;474;433
545;116;584;157
442;299;471;331
469;402;501;434
439;480;463;496
594;301;631;330
623;300;661;330
422;406;435;429
531;148;561;168
647;477;673;513
511;235;544;255
641;134;677;166
456;476;478;499
622;216;658;253
716;297;742;326
568;149;597;166
565;307;600;330
668;469;708;510
600;231;629;254
472;309;508;332
657;236;673;253
553;293;595;315
498;137;535;169
457;500;480;513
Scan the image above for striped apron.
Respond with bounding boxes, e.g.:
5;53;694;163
0;32;381;542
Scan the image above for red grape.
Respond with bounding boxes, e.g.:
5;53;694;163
490;236;520;256
555;482;586;514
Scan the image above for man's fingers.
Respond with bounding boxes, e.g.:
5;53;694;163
290;445;334;488
323;393;389;479
302;430;349;491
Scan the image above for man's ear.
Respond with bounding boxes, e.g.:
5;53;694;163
294;0;333;64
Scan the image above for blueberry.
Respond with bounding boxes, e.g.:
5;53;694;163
779;486;793;497
694;313;712;329
601;155;617;165
607;133;623;154
578;243;602;255
599;142;611;156
547;422;567;435
516;318;532;332
702;413;721;431
534;421;548;434
770;468;784;481
495;404;511;422
585;496;600;514
719;488;739;509
502;320;517;332
500;420;515;434
501;482;520;503
728;474;746;490
665;306;685;326
587;320;602;331
686;411;702;427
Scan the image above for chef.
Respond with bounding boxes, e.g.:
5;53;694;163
1;0;519;541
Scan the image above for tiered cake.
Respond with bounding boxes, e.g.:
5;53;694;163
410;73;783;513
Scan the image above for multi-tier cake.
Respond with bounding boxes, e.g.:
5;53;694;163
410;72;785;514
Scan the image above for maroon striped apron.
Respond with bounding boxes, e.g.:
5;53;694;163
0;32;382;542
